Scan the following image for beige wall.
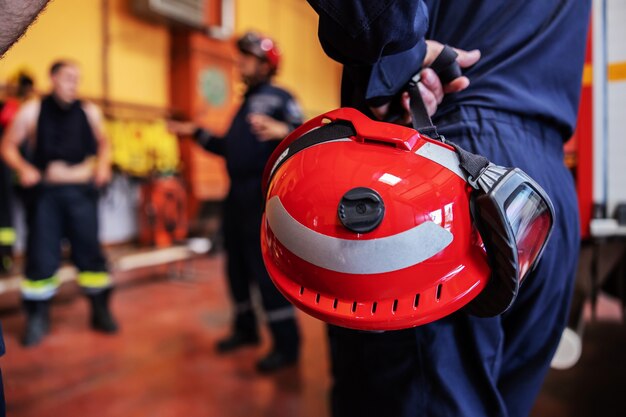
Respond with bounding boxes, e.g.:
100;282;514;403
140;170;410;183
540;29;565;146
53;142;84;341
0;0;105;99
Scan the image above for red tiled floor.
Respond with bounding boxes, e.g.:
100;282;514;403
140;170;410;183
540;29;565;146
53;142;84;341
0;255;331;417
1;252;625;417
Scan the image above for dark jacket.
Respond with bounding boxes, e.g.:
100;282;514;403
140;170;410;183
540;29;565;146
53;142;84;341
308;0;591;138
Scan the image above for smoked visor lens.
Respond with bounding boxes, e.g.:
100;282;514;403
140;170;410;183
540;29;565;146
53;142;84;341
503;182;554;282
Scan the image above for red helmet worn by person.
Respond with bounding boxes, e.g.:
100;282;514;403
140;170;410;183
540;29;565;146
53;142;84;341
260;107;554;331
237;31;281;72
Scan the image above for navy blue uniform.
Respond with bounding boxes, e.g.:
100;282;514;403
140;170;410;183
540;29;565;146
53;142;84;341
196;82;302;356
21;95;111;300
308;1;588;416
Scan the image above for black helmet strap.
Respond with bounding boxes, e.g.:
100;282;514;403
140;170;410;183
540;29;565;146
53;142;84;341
407;45;489;186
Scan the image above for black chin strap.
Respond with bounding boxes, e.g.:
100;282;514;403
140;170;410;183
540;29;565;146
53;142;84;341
408;45;489;184
407;75;439;138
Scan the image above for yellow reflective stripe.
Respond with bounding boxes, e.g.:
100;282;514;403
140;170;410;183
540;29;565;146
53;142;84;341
77;271;111;288
0;228;16;245
21;275;60;292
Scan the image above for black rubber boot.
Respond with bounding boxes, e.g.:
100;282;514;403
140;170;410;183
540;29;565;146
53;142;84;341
256;349;299;373
256;319;300;373
216;310;259;353
216;330;260;353
22;299;50;347
88;288;119;333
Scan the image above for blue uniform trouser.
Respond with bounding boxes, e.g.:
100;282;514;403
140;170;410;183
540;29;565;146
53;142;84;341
329;106;580;417
22;184;110;300
223;178;300;356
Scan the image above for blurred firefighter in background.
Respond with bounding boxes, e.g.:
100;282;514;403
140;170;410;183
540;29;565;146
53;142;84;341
0;60;118;346
0;71;35;273
169;31;302;373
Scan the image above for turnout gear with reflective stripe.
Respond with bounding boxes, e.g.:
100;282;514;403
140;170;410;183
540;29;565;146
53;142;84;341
78;271;112;291
23;184;109;301
0;228;15;246
21;275;60;300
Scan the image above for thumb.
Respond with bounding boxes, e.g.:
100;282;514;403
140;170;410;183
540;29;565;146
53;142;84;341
455;49;481;68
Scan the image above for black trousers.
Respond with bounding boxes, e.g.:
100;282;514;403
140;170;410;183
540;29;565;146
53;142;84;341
222;178;299;356
22;184;109;300
0;160;14;272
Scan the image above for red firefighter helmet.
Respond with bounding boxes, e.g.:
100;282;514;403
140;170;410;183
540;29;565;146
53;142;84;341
261;108;491;331
237;31;281;72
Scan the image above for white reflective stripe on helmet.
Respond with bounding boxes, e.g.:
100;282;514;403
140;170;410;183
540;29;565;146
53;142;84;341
415;142;466;181
266;196;453;275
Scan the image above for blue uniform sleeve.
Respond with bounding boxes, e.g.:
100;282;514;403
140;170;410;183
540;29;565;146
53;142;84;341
307;0;429;100
283;95;303;132
193;128;225;156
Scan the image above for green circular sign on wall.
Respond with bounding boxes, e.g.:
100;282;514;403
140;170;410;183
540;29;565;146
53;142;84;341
198;67;228;107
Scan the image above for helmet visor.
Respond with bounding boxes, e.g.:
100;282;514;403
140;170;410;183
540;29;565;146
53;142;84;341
504;183;553;281
467;165;555;317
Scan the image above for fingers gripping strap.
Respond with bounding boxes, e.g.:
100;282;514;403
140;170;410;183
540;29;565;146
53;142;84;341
407;45;489;183
408;79;438;136
409;45;460;138
430;45;461;84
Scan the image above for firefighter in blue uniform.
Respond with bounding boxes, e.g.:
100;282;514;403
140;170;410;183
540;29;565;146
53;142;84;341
306;1;589;416
169;32;302;373
1;60;118;347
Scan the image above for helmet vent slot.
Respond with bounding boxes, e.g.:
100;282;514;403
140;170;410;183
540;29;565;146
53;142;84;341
333;299;339;310
436;284;443;301
392;299;398;313
371;302;378;314
413;294;420;309
299;286;305;295
351;302;357;313
315;293;321;304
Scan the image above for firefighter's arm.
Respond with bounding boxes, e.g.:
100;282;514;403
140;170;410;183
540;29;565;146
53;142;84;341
307;1;479;119
248;95;303;142
167;120;225;156
0;100;41;187
83;102;112;187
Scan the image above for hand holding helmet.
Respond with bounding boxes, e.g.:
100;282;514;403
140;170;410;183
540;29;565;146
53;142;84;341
260;47;555;330
370;40;481;122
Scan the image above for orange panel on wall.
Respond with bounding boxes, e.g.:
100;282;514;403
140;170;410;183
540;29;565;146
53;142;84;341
170;30;238;210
